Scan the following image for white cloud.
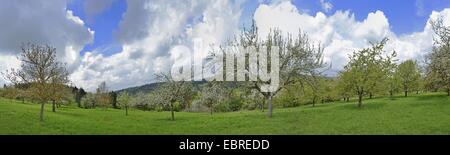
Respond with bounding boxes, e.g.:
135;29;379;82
71;0;450;90
0;0;93;85
3;0;450;91
254;1;450;75
71;0;245;91
389;8;450;62
0;55;20;86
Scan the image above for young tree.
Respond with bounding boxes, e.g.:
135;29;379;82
154;73;192;121
199;82;226;115
427;18;450;96
118;91;131;116
2;43;69;121
236;21;325;117
396;60;421;97
343;38;396;107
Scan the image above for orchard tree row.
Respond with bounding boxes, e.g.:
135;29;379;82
1;18;450;121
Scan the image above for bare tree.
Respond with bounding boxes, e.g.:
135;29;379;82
2;43;69;121
95;81;111;108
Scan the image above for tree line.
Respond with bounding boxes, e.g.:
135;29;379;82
1;18;450;121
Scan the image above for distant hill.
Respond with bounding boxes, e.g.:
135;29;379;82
115;76;337;96
116;81;208;95
116;82;163;95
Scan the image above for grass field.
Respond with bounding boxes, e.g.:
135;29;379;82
0;93;449;135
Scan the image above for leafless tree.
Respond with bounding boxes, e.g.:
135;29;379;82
2;43;69;121
95;81;111;108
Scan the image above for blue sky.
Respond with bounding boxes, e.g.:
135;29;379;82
68;0;126;56
328;0;450;34
67;0;450;57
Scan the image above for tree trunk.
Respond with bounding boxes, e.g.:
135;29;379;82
260;103;263;112
267;94;273;118
210;107;213;115
125;106;128;116
312;96;316;107
389;91;393;97
405;91;408;97
358;94;363;108
369;93;373;99
76;95;81;108
170;102;175;121
52;100;56;112
40;102;45;122
448;88;450;96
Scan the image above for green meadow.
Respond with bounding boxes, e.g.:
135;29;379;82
1;93;449;135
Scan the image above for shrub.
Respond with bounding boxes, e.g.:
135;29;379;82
81;94;96;109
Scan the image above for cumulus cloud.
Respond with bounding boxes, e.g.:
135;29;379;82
71;0;245;91
3;0;450;91
0;0;94;85
253;1;450;75
72;0;450;91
